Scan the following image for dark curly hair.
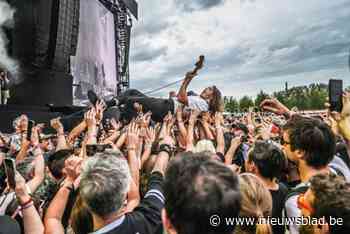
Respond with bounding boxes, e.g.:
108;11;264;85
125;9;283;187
248;140;286;180
310;173;350;234
164;153;241;234
283;115;335;168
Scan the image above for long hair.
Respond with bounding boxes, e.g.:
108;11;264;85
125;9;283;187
70;195;93;234
234;173;273;234
208;86;223;113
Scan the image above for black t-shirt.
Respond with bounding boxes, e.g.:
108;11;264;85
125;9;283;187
91;172;165;234
269;182;289;234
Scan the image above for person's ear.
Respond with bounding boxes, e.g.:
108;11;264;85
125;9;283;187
162;209;177;234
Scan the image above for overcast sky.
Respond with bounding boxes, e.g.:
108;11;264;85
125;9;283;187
129;0;350;98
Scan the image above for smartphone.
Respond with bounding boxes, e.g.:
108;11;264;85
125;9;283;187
329;79;343;112
4;158;16;189
27;120;35;141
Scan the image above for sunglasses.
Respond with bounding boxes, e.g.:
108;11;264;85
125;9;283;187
297;193;314;214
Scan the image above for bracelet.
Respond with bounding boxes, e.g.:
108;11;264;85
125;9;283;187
159;144;173;156
62;181;75;192
63;184;75;192
19;197;33;207
144;143;152;149
21;201;34;211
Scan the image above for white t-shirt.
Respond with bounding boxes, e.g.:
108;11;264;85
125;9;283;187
173;96;209;112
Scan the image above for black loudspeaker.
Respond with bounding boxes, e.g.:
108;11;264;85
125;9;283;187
8;70;73;106
52;0;80;72
6;0;80;74
8;0;54;72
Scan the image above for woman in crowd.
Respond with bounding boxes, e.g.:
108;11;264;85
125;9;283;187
234;173;273;234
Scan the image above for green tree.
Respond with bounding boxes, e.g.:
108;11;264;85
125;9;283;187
239;96;254;111
224;97;239;112
255;90;269;107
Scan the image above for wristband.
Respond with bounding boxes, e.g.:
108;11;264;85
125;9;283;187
159;144;173;156
21;201;34;211
19;197;33;207
62;181;75;192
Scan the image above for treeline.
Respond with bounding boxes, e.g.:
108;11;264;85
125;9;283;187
224;83;350;112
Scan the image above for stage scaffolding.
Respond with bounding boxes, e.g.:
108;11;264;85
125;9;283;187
98;0;137;94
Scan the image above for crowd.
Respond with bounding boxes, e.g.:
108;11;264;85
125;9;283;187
0;76;350;234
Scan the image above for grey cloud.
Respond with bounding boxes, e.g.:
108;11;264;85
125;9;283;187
130;0;350;98
175;0;225;12
132;20;172;38
131;45;168;62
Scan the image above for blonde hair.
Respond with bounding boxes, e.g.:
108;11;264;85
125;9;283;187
235;173;273;234
193;140;216;153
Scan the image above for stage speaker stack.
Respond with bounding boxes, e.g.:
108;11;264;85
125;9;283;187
5;0;80;106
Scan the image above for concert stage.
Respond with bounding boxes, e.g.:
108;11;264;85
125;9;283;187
0;0;137;133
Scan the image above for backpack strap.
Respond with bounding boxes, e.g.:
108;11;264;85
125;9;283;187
329;165;345;179
283;184;309;230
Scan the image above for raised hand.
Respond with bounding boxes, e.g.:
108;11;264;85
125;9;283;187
163;111;172;123
140;111;152;128
95;100;106;124
64;156;82;183
145;127;156;145
51;118;64;133
201;111;211;124
19;115;29;133
31;126;40;147
133;102;143;114
85;108;97;129
260;98;290;116
110;118;121;131
126;122;140;149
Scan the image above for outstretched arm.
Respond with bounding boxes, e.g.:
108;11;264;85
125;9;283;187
177;73;196;106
